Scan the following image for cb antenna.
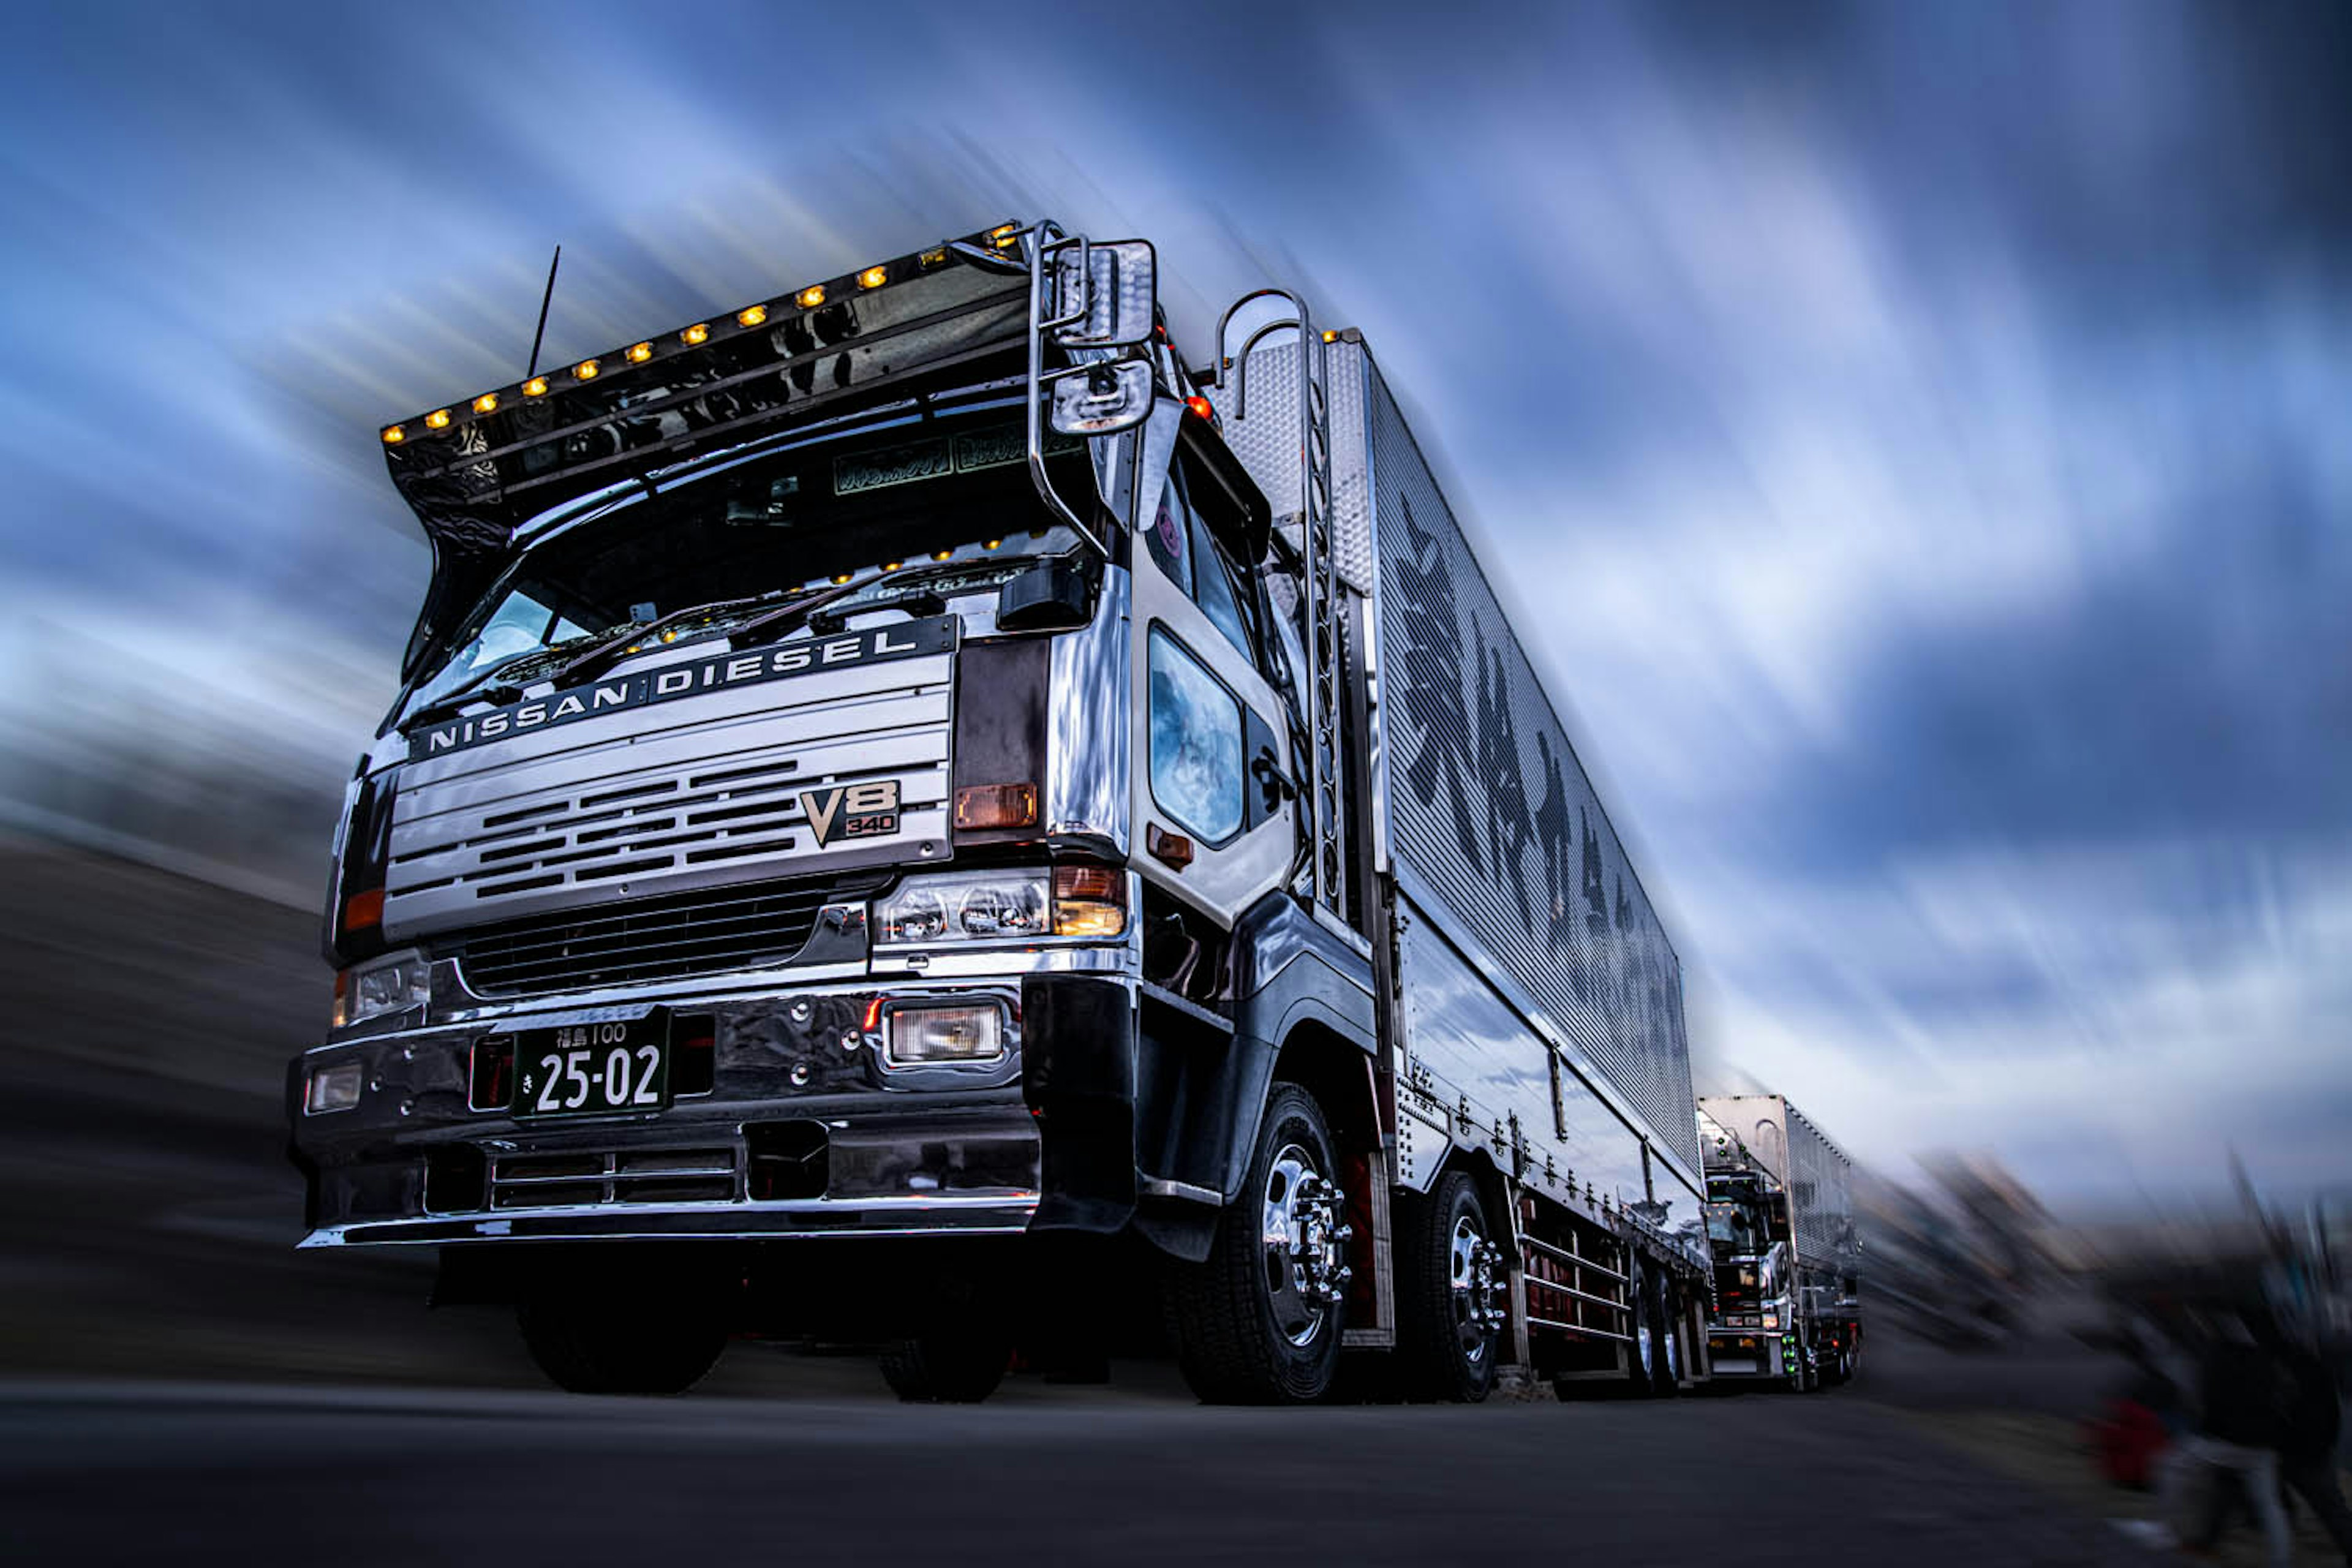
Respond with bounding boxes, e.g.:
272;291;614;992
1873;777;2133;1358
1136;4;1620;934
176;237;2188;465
526;243;562;380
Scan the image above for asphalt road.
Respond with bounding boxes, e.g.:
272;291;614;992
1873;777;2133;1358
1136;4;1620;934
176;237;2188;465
0;843;2166;1565
0;1370;2154;1567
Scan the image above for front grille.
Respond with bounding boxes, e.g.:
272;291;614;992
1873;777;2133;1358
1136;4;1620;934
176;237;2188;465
450;875;865;998
491;1147;741;1208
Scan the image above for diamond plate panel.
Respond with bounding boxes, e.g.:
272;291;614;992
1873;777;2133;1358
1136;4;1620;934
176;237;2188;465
1362;355;1700;1180
1204;337;1375;594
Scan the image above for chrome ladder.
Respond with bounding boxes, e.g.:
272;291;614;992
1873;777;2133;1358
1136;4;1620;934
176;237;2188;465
1215;292;1347;922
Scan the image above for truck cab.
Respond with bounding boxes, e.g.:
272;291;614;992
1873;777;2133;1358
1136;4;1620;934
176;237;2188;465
292;224;1379;1399
1705;1169;1803;1382
1697;1097;1862;1390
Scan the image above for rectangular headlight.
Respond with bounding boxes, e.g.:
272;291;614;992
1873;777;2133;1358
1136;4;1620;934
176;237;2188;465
332;951;430;1030
873;868;1126;945
304;1059;364;1114
873;871;1049;944
1762;1311;1780;1331
882;1003;1005;1067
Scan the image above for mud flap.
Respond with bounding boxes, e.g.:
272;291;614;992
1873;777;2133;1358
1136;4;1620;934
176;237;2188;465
1020;974;1137;1234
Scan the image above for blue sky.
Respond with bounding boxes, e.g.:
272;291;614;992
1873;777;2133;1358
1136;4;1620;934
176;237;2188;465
2;1;2347;1207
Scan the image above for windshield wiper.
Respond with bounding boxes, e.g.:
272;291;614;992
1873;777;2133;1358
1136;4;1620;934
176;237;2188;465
399;666;531;733
549;590;785;687
723;579;869;648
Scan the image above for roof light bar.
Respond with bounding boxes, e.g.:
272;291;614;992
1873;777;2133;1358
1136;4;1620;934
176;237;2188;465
374;221;1020;475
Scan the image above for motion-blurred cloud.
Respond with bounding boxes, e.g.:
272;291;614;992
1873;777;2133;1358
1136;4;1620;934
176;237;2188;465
1;0;2346;1205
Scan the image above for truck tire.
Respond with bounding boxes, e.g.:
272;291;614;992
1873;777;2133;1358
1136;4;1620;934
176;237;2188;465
1621;1254;1660;1397
1395;1170;1504;1403
517;1295;727;1395
1649;1275;1683;1398
878;1326;1014;1403
1163;1081;1349;1404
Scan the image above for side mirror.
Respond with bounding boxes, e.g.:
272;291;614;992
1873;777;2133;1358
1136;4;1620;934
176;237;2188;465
1053;240;1155;349
1049;359;1155;436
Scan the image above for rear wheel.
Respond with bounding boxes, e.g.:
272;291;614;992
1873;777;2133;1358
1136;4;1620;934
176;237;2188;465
1649;1275;1683;1398
1395;1170;1506;1403
1621;1254;1659;1396
1164;1082;1350;1404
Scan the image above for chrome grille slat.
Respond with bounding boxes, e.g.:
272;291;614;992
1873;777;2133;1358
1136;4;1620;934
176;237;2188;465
489;1146;742;1207
382;649;953;937
450;875;869;997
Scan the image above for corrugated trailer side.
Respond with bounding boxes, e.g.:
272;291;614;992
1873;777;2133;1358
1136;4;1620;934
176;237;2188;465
1350;341;1702;1207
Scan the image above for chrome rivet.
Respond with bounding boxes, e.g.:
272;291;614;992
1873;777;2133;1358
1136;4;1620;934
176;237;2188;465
401;1045;415;1062
398;1098;415;1118
369;1076;383;1092
788;1000;812;1025
840;1031;861;1053
918;842;937;858
790;1062;812;1087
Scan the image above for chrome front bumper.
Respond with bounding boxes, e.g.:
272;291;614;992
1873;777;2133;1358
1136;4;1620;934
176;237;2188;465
288;960;1131;1249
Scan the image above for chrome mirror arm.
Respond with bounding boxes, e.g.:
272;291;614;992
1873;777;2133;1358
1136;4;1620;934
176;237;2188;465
1023;222;1110;560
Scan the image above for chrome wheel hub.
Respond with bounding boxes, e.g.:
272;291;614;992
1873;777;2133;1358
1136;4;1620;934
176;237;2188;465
1262;1145;1351;1348
1449;1216;1507;1363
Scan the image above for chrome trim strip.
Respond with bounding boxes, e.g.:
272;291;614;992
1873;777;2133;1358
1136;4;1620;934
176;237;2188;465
1045;566;1131;851
300;1189;1040;1248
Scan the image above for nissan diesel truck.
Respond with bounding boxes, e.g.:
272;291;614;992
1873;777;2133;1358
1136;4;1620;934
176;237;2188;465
292;219;1713;1404
1698;1094;1863;1389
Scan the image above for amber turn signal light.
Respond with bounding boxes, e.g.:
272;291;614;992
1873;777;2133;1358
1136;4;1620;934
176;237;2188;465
1146;824;1194;870
341;888;385;933
1052;864;1126;938
954;782;1038;831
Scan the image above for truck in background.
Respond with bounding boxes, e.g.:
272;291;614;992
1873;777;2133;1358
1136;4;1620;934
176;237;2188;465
290;219;1712;1405
1698;1094;1862;1389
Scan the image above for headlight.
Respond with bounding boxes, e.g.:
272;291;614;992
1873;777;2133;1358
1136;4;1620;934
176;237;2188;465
873;867;1126;945
1762;1311;1780;1331
332;951;431;1030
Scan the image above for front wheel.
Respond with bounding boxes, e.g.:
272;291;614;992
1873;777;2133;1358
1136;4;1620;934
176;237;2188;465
1164;1082;1351;1404
1395;1170;1506;1402
518;1289;727;1395
878;1324;1014;1403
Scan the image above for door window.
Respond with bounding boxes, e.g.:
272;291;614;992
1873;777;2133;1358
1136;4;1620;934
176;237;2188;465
1147;627;1245;844
1187;507;1255;659
1144;472;1193;596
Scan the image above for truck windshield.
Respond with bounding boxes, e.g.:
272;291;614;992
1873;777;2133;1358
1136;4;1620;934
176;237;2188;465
1705;1202;1760;1253
398;420;1085;727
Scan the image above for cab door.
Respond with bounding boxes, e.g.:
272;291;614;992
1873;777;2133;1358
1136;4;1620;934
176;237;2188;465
1128;412;1296;927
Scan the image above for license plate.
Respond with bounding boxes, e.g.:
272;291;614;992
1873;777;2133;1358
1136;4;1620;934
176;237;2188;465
510;1013;669;1117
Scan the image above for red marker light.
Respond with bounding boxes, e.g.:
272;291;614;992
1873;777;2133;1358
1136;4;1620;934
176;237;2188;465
1184;394;1214;421
862;996;883;1033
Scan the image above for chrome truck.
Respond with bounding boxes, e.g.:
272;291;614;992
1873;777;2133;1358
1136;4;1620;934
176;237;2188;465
291;220;1711;1404
1697;1095;1863;1389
